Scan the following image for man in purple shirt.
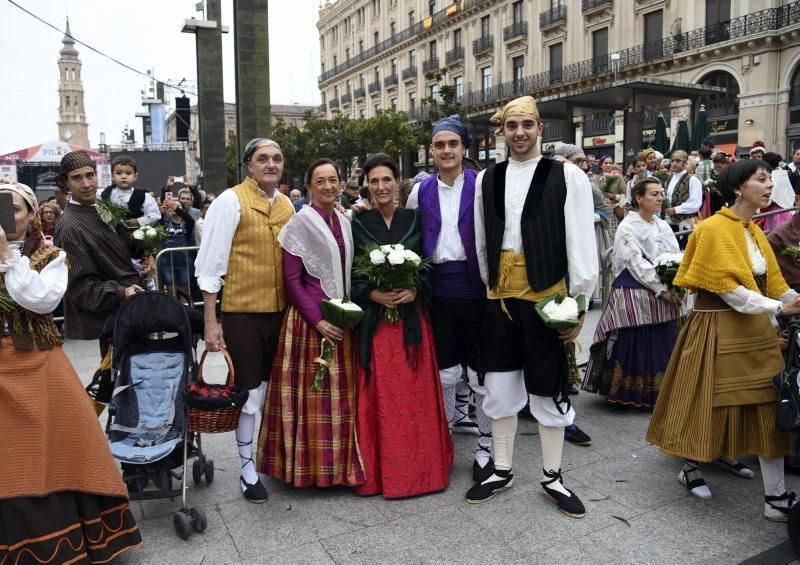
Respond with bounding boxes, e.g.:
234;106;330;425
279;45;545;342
406;115;494;485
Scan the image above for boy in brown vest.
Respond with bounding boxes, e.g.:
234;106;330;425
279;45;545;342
194;138;294;503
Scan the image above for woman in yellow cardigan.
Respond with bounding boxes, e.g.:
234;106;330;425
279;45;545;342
647;159;800;521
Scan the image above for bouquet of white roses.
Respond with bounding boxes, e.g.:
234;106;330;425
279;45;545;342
130;224;168;256
535;294;586;387
653;252;684;297
96;199;130;229
353;243;430;323
313;297;365;391
703;178;717;191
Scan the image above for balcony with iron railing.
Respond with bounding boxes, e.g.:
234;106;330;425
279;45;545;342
473;35;494;56
504;20;528;42
540;5;566;29
329;98;339;109
450;2;800;117
582;0;613;13
384;74;398;88
354;87;365;100
319;0;492;84
368;80;381;94
542;121;569;142
699;97;740;120
582;114;615;137
642;107;672;130
402;66;417;81
422;57;440;74
445;46;464;66
340;92;352;105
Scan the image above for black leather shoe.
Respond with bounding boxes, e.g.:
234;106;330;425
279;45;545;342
565;424;592;446
240;476;269;504
472;457;495;483
541;469;585;518
465;469;513;504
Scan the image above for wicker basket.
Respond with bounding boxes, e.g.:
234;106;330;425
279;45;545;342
186;348;242;434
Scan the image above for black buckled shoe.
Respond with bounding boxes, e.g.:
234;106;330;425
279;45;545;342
240;476;269;504
541;469;585;518
465;469;513;504
565;424;592;447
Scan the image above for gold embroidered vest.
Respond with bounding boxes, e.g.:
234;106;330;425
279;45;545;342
221;177;294;313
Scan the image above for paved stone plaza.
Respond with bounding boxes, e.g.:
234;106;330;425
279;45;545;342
64;310;798;564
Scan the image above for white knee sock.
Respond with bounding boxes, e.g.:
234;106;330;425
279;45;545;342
474;392;492;468
490;415;517;471
540;423;570;496
759;456;786;499
236;412;259;486
442;384;456;425
455;379;471;423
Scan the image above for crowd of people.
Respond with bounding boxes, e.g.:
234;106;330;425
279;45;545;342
4;91;800;561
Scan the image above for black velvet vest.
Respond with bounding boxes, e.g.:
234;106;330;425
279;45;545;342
100;186;147;219
481;158;568;291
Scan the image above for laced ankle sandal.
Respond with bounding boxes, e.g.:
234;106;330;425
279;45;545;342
764;492;796;522
541;468;585;518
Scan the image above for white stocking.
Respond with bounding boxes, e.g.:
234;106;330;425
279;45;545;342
440;365;461;425
759;456;786;499
236;412;258;487
540;424;570;496
474;392;492;467
491;415;517;471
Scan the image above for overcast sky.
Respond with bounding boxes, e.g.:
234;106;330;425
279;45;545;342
0;0;321;155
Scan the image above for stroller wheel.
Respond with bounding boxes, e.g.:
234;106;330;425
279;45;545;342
189;508;208;533
192;459;203;484
204;460;214;484
173;511;193;540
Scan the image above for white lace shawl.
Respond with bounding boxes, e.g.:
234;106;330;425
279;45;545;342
277;206;353;299
612;212;680;278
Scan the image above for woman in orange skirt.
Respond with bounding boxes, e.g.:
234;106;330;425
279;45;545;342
647;160;800;521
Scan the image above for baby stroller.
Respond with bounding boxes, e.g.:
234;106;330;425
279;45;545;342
105;291;211;540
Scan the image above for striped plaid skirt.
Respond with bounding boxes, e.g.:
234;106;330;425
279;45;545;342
646;307;790;462
256;306;365;487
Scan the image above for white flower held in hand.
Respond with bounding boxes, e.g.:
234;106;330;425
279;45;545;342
132;229;145;240
541;296;580;322
380;244;393;253
369;249;386;265
402;249;421;265
387;250;406;265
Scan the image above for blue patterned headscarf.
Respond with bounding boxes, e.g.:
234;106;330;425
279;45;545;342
431;115;472;148
241;137;282;165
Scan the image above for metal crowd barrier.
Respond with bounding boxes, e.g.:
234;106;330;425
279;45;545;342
154;245;204;307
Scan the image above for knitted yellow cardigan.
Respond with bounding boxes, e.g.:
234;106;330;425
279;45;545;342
675;207;789;298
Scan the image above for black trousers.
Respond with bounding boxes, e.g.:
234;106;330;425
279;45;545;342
478;298;568;398
222;312;283;390
430;297;485;371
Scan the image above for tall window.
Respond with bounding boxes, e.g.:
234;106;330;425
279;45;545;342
481;15;490;37
482;66;492;91
592;28;609;73
374;66;380;82
334;86;339;99
345;47;350;59
359;40;364;53
408;10;415;26
410;49;416;67
409;91;417;111
333;55;338;67
65;96;70;108
454;75;463;98
390;58;397;75
374;31;379;46
428;1;436;17
391;97;397;111
346;79;351;95
512;56;524;93
429;84;439;99
374;103;380;116
429;40;437;60
359;108;365;119
705;0;731;44
643;10;663;60
512;0;523;24
549;42;563;83
390;21;396;35
372;0;380;17
453;28;462;49
359;74;365;89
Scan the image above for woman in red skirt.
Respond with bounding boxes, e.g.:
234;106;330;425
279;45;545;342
350;153;453;498
256;158;365;488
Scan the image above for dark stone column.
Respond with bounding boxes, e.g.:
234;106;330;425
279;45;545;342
195;0;226;193
234;0;270;183
623;110;644;168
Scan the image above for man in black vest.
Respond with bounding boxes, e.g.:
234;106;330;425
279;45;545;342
467;96;598;518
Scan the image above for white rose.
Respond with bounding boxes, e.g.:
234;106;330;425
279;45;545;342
387;251;405;265
380;245;393;253
132;230;145;240
369;249;386;265
542;297;580;322
145;227;157;236
403;249;421;265
393;244;404;252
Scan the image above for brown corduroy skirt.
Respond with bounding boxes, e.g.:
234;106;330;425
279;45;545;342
646;308;790;462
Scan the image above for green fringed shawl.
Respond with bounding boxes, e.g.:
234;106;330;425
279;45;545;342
350;209;429;378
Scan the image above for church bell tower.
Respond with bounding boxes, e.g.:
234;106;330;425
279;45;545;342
57;18;90;148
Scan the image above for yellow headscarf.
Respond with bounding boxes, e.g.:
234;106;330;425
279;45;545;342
489;95;541;134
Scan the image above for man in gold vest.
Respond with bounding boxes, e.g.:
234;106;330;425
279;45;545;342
195;138;294;503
